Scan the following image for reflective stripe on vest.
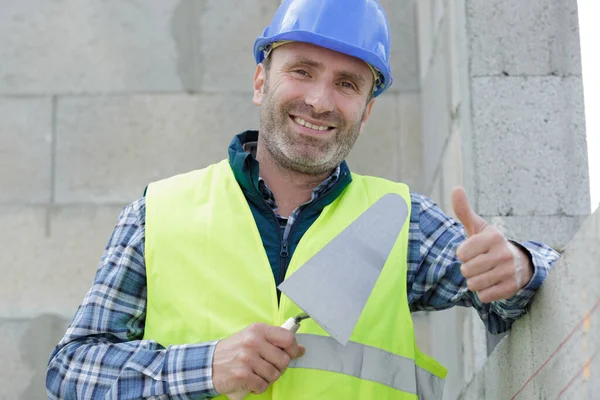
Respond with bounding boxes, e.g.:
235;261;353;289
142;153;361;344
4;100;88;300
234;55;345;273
291;334;444;398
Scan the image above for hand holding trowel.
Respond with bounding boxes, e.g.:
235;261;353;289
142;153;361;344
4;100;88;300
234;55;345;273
228;193;408;400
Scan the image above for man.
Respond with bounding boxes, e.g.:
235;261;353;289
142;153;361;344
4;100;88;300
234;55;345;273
46;0;559;399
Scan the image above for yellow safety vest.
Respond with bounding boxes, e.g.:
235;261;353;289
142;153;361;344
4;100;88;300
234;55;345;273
144;160;447;399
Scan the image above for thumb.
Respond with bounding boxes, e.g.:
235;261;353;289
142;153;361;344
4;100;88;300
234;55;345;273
451;187;486;237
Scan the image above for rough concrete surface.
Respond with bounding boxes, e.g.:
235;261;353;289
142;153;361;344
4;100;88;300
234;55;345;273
459;209;600;399
0;316;70;400
347;93;423;188
421;22;452;188
0;0;184;94
377;0;419;91
0;97;52;203
0;205;123;319
471;76;589;217
468;0;582;77
54;94;259;204
193;0;279;93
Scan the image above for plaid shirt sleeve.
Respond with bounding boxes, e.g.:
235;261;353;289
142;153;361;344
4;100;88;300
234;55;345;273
407;193;561;334
46;198;219;399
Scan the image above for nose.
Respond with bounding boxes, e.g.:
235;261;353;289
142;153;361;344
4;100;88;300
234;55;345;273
304;81;335;114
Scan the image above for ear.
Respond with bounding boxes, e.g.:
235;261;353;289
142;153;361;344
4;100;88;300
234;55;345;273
253;63;266;106
358;98;376;134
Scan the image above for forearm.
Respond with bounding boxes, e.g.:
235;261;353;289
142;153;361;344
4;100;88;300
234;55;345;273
408;193;560;334
46;336;218;399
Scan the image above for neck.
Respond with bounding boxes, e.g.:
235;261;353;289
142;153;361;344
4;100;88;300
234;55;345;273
256;144;332;218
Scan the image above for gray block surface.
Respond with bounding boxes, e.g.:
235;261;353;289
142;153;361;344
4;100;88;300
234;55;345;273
0;315;70;400
460;210;600;399
346;94;399;181
421;30;451;187
194;0;279;93
471;76;589;216
55;94;259;204
468;0;582;77
378;0;419;91
0;0;184;94
0;97;52;203
0;206;122;318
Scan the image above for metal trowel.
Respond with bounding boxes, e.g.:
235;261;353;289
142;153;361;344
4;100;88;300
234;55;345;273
278;193;409;345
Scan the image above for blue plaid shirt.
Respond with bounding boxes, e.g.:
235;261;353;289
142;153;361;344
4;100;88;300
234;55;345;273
46;168;559;399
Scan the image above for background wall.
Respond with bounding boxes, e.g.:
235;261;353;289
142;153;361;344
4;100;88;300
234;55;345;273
0;0;592;398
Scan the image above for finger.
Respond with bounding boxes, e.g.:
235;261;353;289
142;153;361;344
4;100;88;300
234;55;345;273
451;187;487;237
460;243;514;278
264;326;296;351
252;357;282;385
477;279;520;303
466;261;514;292
244;370;270;395
457;228;504;262
257;341;292;372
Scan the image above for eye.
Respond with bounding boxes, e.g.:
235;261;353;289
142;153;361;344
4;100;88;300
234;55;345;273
294;69;310;77
338;81;357;90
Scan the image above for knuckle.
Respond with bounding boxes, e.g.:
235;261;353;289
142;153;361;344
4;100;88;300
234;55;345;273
238;350;253;364
269;367;281;382
501;247;514;262
234;368;252;382
490;230;504;243
467;278;477;291
241;336;259;350
248;323;265;334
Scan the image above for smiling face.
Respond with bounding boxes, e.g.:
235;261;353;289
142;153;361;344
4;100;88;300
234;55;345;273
253;42;376;176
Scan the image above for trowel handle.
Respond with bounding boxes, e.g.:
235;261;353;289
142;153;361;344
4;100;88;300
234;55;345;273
281;317;301;333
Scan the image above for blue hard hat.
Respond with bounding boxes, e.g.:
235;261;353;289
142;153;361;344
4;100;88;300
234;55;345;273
254;0;393;97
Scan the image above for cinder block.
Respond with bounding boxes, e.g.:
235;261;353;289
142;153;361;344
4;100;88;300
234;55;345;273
428;171;443;206
421;35;452;187
397;93;424;192
440;127;464;216
457;367;486;400
471;76;589;217
55;94;259;204
0;315;70;399
428;308;466;400
486;313;539;399
412;311;431;355
417;0;434;83
468;0;582;77
346;94;399;182
377;0;419;91
432;0;445;39
485;215;584;252
460;210;600;399
0;0;184;94
195;0;279;93
0;205;122;318
0;97;52;203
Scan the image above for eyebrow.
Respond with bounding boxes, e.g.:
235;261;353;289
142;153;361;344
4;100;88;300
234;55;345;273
286;56;368;88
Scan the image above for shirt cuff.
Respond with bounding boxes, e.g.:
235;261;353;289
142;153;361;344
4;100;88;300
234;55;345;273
165;340;219;398
493;241;554;312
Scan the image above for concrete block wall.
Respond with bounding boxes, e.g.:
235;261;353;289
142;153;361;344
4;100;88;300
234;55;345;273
459;209;600;399
416;0;590;398
0;1;423;398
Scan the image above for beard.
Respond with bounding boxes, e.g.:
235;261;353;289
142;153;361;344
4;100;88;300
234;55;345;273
258;82;364;176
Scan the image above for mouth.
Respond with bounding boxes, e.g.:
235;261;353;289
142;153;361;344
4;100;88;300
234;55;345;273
289;114;335;133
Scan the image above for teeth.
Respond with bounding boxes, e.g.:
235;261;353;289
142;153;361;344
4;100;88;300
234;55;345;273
294;117;330;132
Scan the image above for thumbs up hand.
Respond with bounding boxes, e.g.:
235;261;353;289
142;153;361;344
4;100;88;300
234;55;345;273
451;187;534;303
